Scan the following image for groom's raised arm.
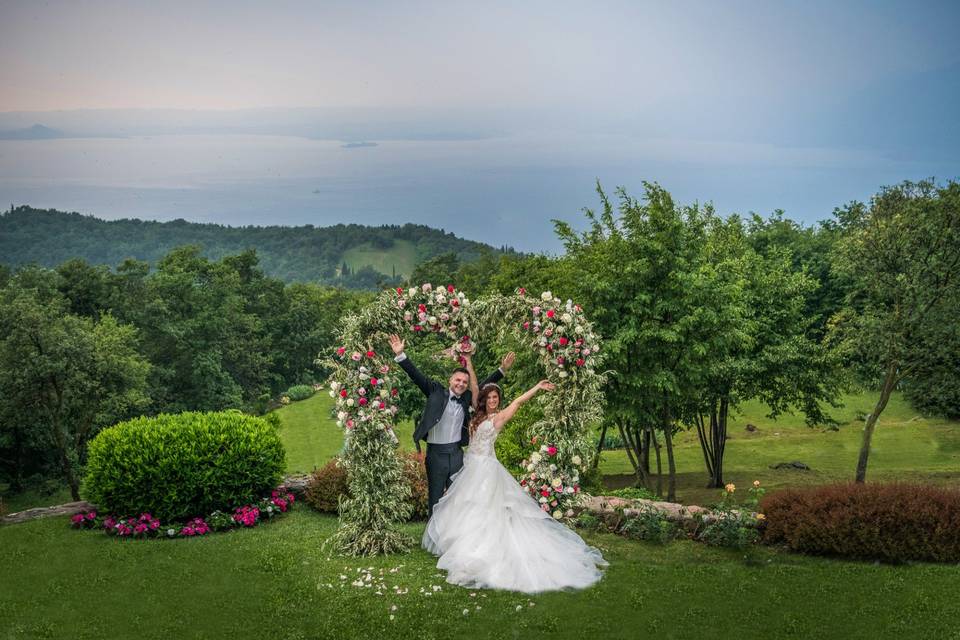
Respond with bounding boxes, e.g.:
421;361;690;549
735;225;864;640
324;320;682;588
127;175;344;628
480;351;515;387
388;334;439;397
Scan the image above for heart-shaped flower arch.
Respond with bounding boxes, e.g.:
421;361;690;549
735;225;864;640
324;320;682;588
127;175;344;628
324;285;606;556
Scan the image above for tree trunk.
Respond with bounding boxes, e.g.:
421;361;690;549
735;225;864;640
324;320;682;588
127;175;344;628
640;428;651;475
592;422;609;470
662;401;676;502
651;427;663;498
855;362;898;483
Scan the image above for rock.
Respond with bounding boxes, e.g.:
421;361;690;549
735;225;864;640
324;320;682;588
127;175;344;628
769;461;811;470
1;501;96;526
745;423;758;432
577;494;759;529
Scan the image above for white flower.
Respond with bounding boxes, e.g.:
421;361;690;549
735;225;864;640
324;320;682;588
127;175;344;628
549;464;557;471
397;299;406;309
407;288;415;297
565;509;574;517
526;464;535;472
538;497;548;504
561;313;573;324
422;283;432;292
346;398;355;407
428;316;438;325
559;371;569;378
329;390;336;398
530;452;542;463
571;455;582;465
552;510;563;519
541;291;553;301
166;528;175;537
565;486;574;494
516;605;523;612
462;609;469;616
575;325;584;334
337;411;347;420
551;478;562;488
540;445;548;452
380;390;389;399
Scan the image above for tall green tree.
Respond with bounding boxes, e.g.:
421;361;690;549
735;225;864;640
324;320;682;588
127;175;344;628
0;271;150;499
832;179;960;482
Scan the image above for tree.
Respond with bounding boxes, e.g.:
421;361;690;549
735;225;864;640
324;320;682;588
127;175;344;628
832;179;960;482
408;252;461;288
556;183;718;500
0;271;150;499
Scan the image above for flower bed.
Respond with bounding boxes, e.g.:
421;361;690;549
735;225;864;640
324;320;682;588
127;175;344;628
70;486;296;539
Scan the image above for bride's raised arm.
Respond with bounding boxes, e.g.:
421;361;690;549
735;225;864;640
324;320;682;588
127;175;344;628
463;353;480;410
492;380;555;431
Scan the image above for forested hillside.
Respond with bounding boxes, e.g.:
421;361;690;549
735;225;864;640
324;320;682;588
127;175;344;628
0;206;510;288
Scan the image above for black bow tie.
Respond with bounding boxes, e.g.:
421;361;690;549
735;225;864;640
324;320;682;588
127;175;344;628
450;394;461;402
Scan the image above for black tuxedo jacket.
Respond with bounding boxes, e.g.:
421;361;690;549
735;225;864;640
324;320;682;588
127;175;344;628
397;355;504;447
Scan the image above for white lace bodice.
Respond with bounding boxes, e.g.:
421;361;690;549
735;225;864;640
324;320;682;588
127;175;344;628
468;419;498;457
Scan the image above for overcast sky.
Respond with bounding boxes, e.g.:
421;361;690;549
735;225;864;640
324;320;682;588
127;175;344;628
1;0;958;247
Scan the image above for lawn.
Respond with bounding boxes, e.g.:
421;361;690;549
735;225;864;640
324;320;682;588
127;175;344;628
3;511;959;640
342;239;418;279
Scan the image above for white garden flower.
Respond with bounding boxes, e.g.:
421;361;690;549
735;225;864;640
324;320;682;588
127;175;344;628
337;411;347;420
575;325;584;334
565;486;574;494
541;291;553;301
561;313;573;324
549;464;557;472
571;455;582;465
526;464;535;472
551;478;562;488
559;371;569;378
552;510;563;519
422;283;432;292
530;452;542;463
538;497;548;504
380;390;389;399
540;445;548;452
428;316;438;325
347;398;355;407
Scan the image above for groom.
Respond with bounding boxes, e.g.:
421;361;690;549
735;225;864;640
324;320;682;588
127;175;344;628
388;334;514;516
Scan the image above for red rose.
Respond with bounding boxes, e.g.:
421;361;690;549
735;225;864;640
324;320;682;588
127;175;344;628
546;309;555;318
451;299;459;307
413;325;423;332
559;337;569;346
540;490;550;497
370;377;378;386
366;350;375;358
576;358;585;367
336;347;346;356
523;322;530;330
391;388;398;396
396;287;404;295
546;344;553;352
378;401;386;409
556;357;565;365
358;397;368;406
418;304;426;312
518;287;526;295
447;284;455;293
339;389;348;398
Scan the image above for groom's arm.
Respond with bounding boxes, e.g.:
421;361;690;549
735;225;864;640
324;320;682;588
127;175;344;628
395;353;441;397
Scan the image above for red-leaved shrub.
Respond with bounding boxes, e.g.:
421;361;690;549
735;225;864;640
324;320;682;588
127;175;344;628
303;452;429;520
761;482;960;563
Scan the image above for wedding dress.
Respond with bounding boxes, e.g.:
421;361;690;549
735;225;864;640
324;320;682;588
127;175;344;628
422;418;607;593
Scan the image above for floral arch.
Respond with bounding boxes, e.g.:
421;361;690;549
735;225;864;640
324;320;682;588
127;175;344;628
324;284;606;556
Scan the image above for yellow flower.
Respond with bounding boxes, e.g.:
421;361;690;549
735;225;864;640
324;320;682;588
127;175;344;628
756;513;766;521
724;483;736;493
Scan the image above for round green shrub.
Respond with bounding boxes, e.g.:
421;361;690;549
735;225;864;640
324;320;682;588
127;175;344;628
84;411;286;521
285;384;316;401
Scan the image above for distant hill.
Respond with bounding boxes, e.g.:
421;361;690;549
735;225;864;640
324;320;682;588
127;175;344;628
0;124;67;140
0;206;509;288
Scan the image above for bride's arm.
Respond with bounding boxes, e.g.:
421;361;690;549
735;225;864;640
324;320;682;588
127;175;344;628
492;380;555;431
463;353;480;410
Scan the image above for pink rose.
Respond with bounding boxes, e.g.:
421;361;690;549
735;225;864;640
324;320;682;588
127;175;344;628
547;446;557;456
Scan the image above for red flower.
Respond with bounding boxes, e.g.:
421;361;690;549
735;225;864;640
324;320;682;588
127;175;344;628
547;446;557;456
391;388;398;396
576;358;585;367
447;284;455;293
556;356;565;365
370;377;378;386
413;325;423;332
366;350;376;358
418;304;427;313
518;287;526;295
559;337;569;346
523;322;530;330
546;344;553;352
546;309;555;318
339;389;348;398
396;287;404;295
451;299;459;307
378;401;386;410
358;397;368;406
540;490;550;497
336;347;346;356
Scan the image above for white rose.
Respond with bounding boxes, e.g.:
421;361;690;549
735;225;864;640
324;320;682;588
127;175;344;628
329;390;336;398
407;288;415;297
337;411;347;420
551;478;562;487
428;316;438;325
565;486;575;494
530;452;542;463
346;398;355;407
526;464;535;472
539;497;548;504
422;283;432;292
559;371;569;378
380;390;389;399
571;455;582;465
552;510;563;520
561;313;572;324
575;325;584;334
565;509;574;517
549;464;557;472
541;291;553;301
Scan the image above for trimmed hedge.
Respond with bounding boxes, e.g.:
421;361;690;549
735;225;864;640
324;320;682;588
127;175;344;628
84;411;286;522
285;384;316;401
304;452;428;520
761;482;960;563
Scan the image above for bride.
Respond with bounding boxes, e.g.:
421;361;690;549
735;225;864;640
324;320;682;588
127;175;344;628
422;351;607;593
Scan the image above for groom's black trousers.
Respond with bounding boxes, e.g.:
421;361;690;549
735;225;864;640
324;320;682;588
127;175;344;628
425;442;463;516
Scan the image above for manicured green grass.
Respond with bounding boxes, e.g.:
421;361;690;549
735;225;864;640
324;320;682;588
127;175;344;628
598;392;960;506
275;393;415;474
343;239;418;279
2;510;959;640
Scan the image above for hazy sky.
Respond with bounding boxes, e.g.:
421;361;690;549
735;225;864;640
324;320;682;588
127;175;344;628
1;0;958;249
